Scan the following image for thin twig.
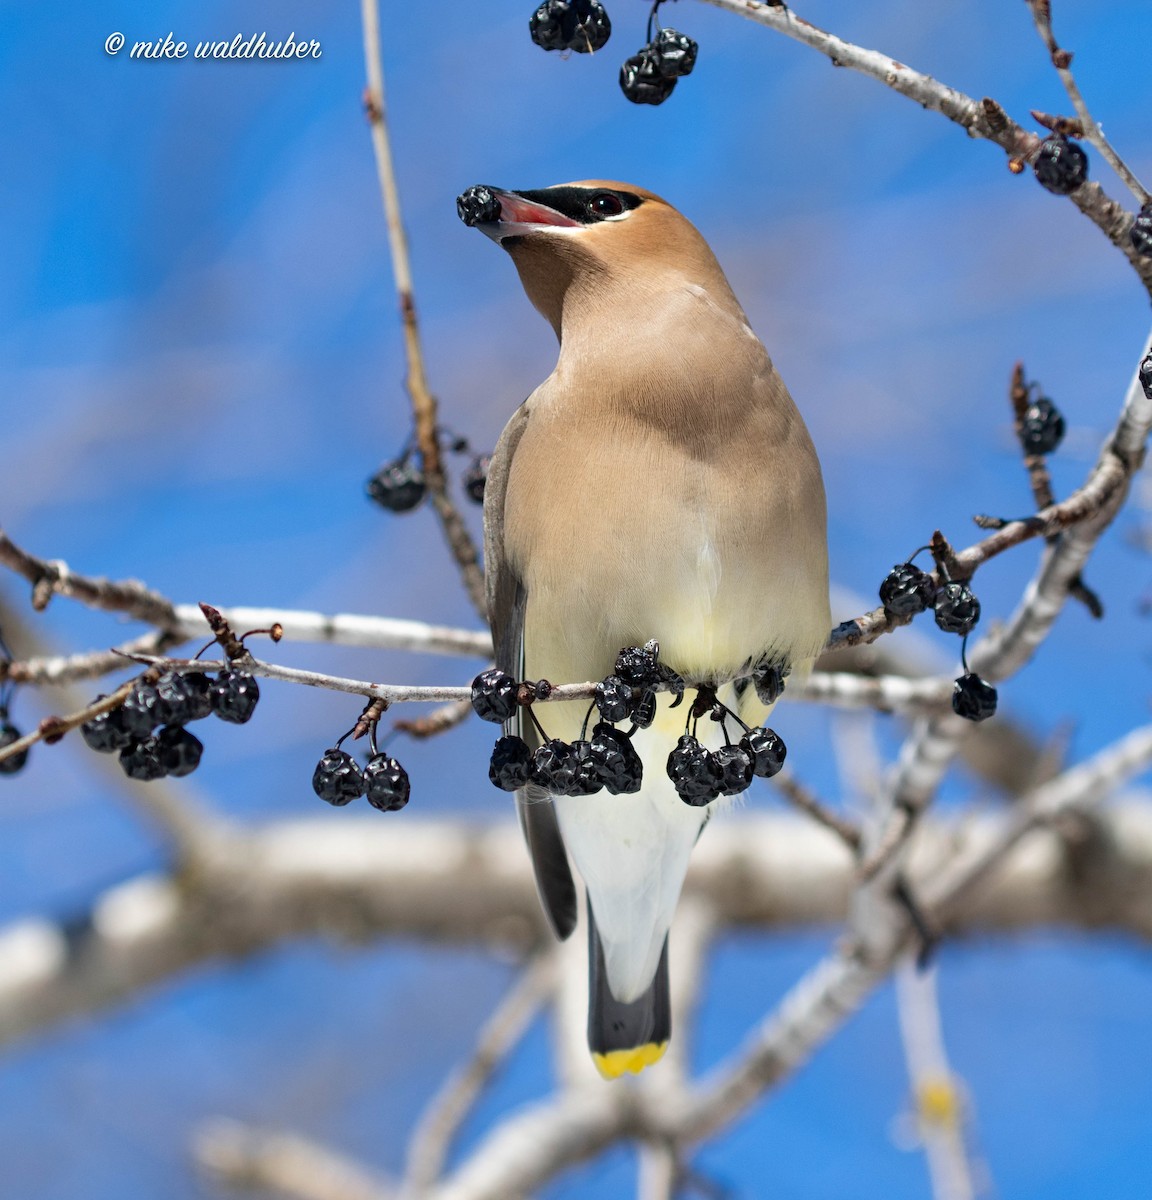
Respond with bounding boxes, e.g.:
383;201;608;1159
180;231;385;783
2;630;180;685
1026;0;1150;204
359;0;486;618
403;954;556;1196
0;529;180;626
394;698;474;739
0;681;136;768
772;773;862;852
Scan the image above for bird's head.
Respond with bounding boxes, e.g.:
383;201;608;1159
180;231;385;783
457;180;730;339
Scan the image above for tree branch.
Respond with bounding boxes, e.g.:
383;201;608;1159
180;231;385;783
196;1119;394;1200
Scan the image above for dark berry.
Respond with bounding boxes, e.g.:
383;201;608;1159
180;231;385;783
1131;203;1152;258
81;699;135;753
155;669;212;725
667;734;721;806
752;661;787;706
121;678;164;737
651;27;697;78
489;735;534;791
567;740;604;795
529;0;611;53
952;673;998;722
463;455;490;504
367;455;425;513
1033;134;1088;196
364;754;411;811
457;185;503;227
0;721;28;775
210;669;260;724
1019;396;1065;456
712;744;753;796
615;641;660;687
531;738;582;794
156;725;203;777
595;675;634;723
120;737;167;781
312;748;365;806
588;722;643;794
879;563;936;618
620;48;676;105
631;689;657;729
470;669;519;724
741;727;786;779
934;583;981;635
1140;354;1152;401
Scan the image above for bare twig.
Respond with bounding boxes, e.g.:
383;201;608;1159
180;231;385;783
359;0;486;617
1026;0;1150;204
0;529;180;626
403;954;556;1197
394;698;474;740
2;630;181;686
771;773;862;852
0;681;136;768
196;1119;394;1200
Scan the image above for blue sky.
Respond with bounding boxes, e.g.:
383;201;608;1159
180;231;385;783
2;1;1152;1196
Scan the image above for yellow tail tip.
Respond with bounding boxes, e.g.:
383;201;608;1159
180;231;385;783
592;1042;669;1080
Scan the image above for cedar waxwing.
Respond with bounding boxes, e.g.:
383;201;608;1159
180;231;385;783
458;181;830;1078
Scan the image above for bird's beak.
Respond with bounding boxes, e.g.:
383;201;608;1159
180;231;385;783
457;185;581;243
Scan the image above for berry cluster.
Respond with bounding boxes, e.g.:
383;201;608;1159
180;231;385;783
667;725;785;807
620;24;698;106
80;667;260;781
0;645;29;777
367;449;425;513
530;0;611;53
1131;203;1152;259
878;558;997;722
528;0;698;108
489;723;644;795
312;745;411;811
367;433;491;514
1033;133;1089;196
879;561;981;636
475;643;787;807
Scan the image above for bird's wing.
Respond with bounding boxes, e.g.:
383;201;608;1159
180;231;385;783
485;401;578;941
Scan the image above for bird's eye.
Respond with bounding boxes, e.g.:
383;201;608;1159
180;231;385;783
589;192;625;218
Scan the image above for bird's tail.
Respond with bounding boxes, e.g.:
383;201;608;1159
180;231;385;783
587;896;670;1079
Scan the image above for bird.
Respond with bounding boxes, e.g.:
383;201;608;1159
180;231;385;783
457;180;830;1078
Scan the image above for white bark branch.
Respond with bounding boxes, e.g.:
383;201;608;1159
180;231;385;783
195;1119;394;1200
